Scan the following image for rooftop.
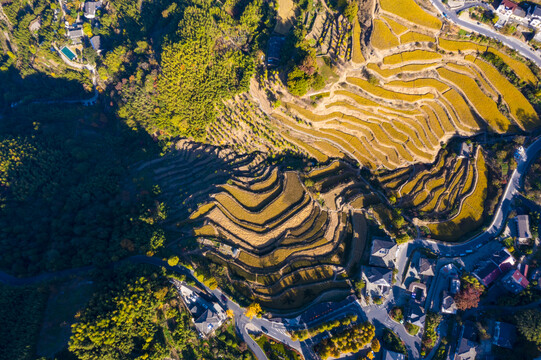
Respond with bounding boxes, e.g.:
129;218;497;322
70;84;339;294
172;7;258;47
515;215;531;240
499;0;518;11
363;266;393;287
383;349;406;360
455;338;478;360
408;302;425;328
369;238;397;268
441;291;457;314
418;257;436;277
502;268;530;294
84;1;102;18
492;321;516;349
90;35;102;51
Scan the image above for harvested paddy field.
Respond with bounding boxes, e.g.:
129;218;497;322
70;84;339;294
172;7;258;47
268;0;540;171
191;160;376;310
375;145;489;240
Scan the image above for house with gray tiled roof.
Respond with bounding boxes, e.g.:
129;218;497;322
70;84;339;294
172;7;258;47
362;266;393;297
369;238;397;269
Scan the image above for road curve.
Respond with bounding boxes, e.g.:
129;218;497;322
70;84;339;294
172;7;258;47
408;136;541;258
431;0;541;68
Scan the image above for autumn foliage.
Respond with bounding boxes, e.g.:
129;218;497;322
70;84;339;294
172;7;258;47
454;275;484;311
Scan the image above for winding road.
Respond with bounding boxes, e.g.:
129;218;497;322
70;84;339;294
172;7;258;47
431;0;541;68
414;136;541;257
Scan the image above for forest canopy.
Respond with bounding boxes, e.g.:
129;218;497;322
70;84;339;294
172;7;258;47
156;4;254;138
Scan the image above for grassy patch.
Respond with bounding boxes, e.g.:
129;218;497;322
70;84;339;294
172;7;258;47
487;47;537;85
251;168;280;191
255;334;302;360
405;322;420;335
282;133;329;163
441;89;480;130
352;20;365;63
381;16;409;35
438;38;486;52
421;105;445;138
367;62;439;77
214;172;305;226
400;31;435;44
437;67;509;133
189;203;215;220
467;55;538;130
386;78;449;93
219;178;282;210
317;57;339;84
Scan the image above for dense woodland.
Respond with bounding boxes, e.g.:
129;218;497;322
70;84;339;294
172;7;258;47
0;125;166;275
67;265;254;360
0;284;49;360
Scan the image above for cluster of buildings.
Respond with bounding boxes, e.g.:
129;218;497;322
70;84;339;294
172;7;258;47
472;247;531;295
361;237;438;331
495;0;541;31
62;0;103;61
362;238;398;302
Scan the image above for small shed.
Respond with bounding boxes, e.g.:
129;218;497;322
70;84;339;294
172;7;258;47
515;215;531;241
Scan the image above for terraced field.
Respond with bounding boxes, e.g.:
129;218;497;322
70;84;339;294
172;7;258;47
191;161;370;310
265;0;539;171
425;150;488;240
376;145;488;240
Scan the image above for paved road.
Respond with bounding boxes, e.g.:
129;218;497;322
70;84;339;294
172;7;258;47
361;298;421;359
431;0;541;68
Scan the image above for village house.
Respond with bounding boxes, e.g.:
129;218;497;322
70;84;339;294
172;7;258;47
496;0;520;17
417;256;436;280
454;322;479;360
407;302;426;329
84;1;102;19
473;248;516;287
90;35;103;53
170;279;226;338
67;26;84;41
362;266;393;298
514;214;532;242
441;291;457;314
383;349;405;360
529;5;541;29
458;142;472;159
492;321;517;349
501;267;530;294
369;238;398;269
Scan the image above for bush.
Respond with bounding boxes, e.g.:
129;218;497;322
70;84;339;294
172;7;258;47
405;322;420;335
167;256;179;266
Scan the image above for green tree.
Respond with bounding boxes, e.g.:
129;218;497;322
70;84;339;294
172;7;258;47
167;256;179;266
343;1;358;23
516;309;541;345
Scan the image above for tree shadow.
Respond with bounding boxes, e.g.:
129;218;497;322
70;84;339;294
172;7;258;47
0;68;92;113
0;67;168;276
